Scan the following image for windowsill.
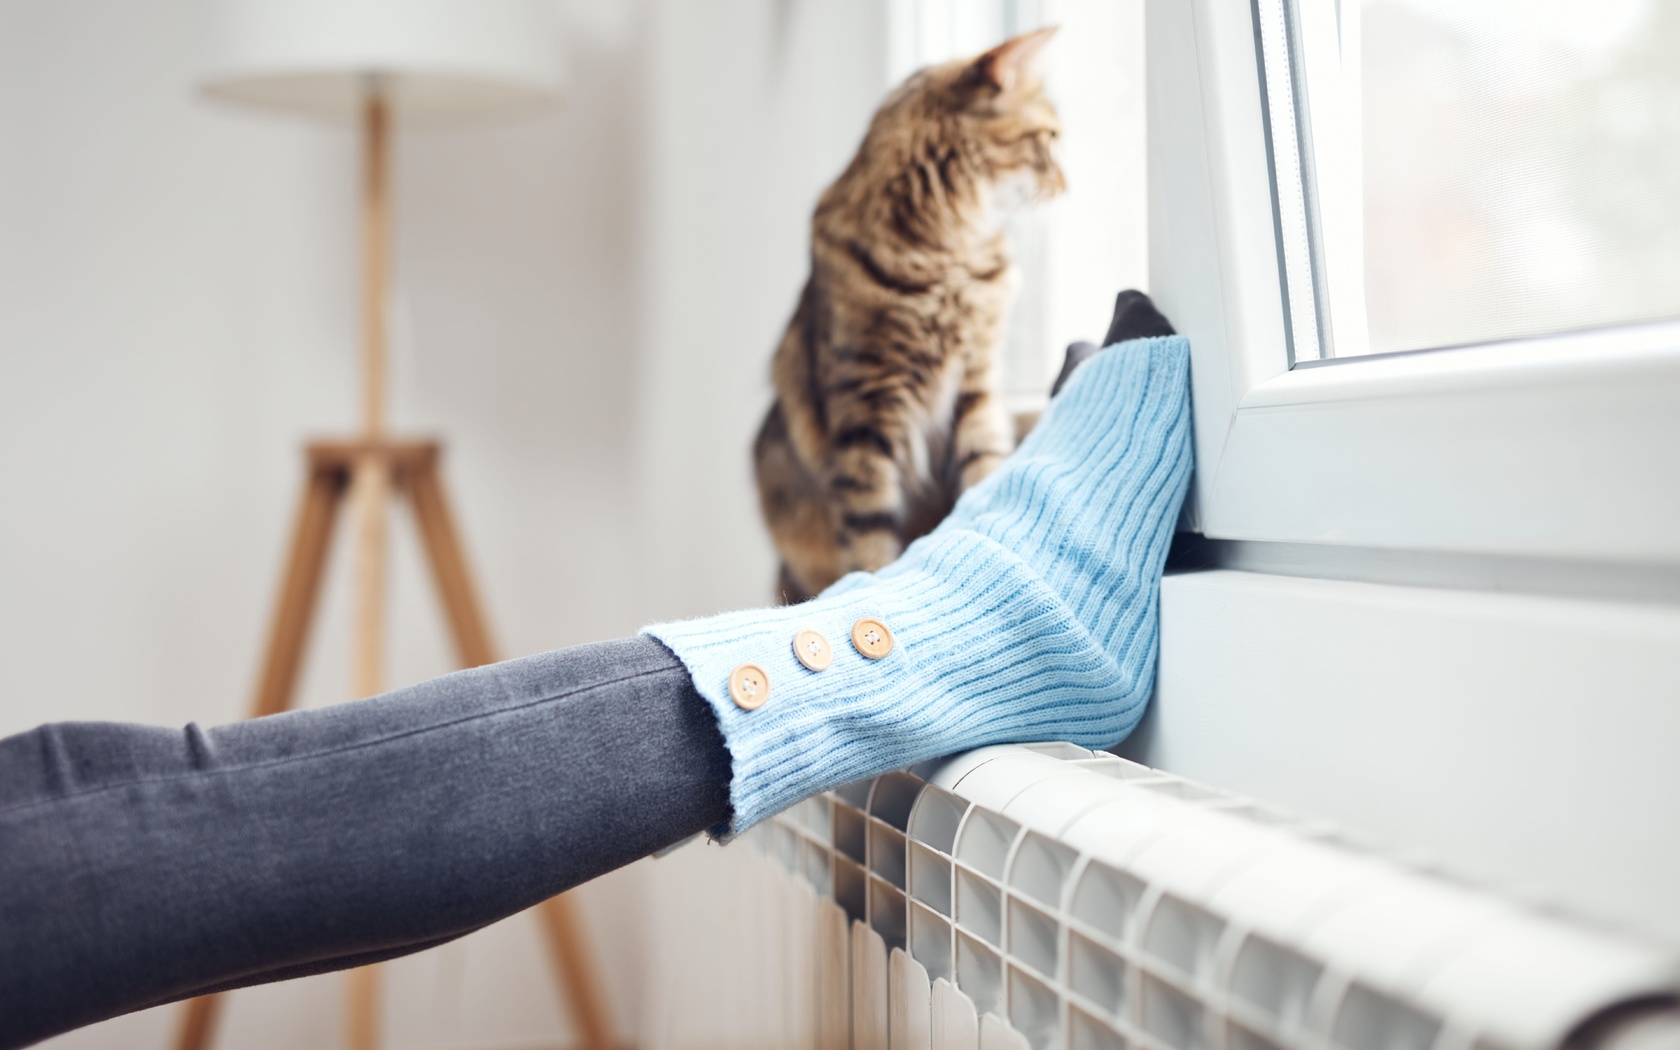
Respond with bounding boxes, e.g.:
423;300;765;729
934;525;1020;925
1166;534;1680;607
1198;318;1680;566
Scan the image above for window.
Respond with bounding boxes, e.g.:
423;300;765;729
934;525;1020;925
1270;0;1680;361
1151;0;1680;566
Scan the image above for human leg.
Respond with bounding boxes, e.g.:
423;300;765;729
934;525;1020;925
0;636;727;1048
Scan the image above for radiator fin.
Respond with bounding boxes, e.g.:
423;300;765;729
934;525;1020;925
704;744;1677;1050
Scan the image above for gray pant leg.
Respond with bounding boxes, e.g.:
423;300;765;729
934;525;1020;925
0;636;730;1049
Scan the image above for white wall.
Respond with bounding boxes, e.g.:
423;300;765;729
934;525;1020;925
630;0;889;620
1128;570;1680;941
0;0;888;1046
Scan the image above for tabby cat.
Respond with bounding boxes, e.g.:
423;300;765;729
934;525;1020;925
754;28;1065;602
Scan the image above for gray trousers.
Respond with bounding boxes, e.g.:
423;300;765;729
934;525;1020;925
0;636;731;1048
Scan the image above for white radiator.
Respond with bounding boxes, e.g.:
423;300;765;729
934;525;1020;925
710;743;1679;1050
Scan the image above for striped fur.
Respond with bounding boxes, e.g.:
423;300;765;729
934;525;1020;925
755;28;1066;602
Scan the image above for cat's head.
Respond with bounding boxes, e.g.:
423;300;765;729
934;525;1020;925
883;27;1066;216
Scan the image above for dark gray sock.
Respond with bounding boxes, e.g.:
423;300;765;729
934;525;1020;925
1051;290;1177;398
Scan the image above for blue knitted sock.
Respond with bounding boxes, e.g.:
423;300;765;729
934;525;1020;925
645;336;1193;835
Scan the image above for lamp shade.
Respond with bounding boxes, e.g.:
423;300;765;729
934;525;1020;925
199;0;563;123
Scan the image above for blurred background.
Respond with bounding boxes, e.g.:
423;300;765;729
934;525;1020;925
0;0;1140;1046
1341;0;1680;355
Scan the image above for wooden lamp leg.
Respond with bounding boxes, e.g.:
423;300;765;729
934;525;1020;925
340;77;394;1050
173;460;349;1050
344;452;391;1050
406;459;615;1050
349;454;391;703
251;465;348;718
345;965;382;1050
172;993;222;1050
406;461;495;669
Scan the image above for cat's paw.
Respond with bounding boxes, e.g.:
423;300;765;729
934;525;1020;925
958;448;1011;490
844;531;905;575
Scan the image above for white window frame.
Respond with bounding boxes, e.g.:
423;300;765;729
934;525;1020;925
1150;0;1680;568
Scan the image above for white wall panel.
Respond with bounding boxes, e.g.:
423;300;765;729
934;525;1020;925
1123;569;1680;940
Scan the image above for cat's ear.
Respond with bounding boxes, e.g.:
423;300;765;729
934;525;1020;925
975;26;1058;93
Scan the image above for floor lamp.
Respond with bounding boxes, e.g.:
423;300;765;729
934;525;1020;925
180;4;611;1049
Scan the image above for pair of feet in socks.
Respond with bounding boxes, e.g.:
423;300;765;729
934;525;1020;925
647;291;1191;834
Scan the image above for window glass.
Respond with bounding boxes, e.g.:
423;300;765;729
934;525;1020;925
1287;0;1680;358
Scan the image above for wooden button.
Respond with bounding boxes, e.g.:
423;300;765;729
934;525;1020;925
728;663;771;710
851;617;894;659
793;629;833;672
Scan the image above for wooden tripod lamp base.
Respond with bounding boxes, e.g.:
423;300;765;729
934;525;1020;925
171;440;615;1050
194;1;602;1034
